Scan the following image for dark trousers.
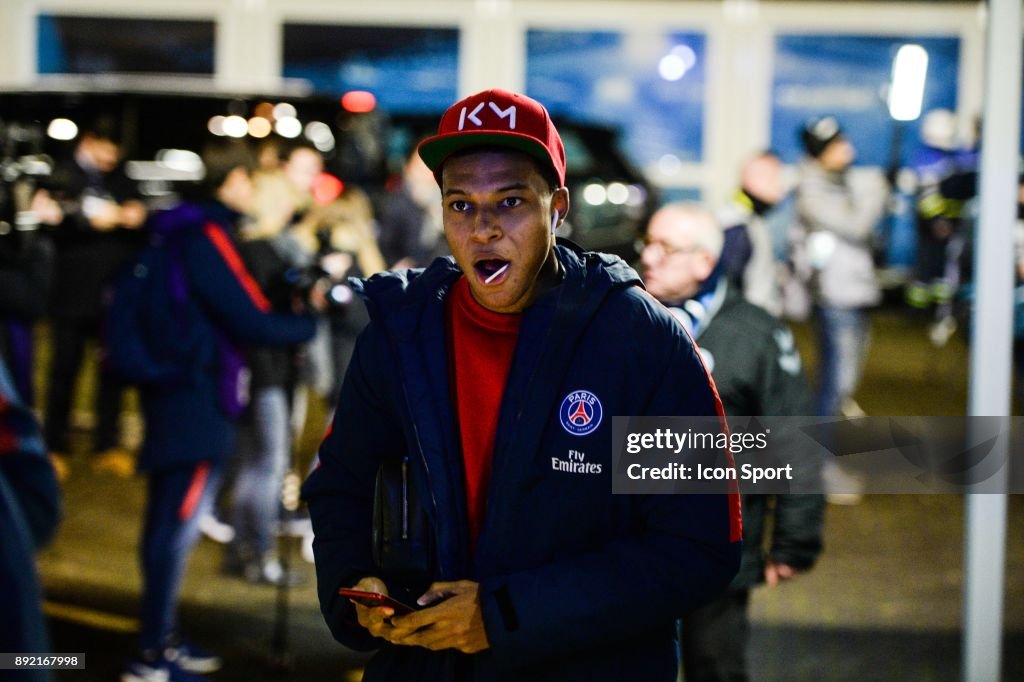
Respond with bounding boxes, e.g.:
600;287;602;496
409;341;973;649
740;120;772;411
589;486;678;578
140;462;223;651
679;590;750;682
44;316;124;453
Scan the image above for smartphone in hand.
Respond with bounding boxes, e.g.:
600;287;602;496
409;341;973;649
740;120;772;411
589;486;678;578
338;588;417;615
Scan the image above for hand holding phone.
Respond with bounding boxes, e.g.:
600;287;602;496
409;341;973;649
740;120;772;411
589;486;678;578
338;588;416;615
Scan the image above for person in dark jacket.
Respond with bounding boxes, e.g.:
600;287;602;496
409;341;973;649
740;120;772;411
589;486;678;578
302;89;742;682
33;117;147;477
121;143;318;682
641;202;824;682
377;143;446;269
222;205;310;585
0;355;62;682
0;225;53;408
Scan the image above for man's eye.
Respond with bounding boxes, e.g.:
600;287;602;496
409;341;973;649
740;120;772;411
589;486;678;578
500;197;522;208
449;200;470;212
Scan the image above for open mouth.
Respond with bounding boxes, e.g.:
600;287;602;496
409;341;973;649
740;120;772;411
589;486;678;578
474;258;510;284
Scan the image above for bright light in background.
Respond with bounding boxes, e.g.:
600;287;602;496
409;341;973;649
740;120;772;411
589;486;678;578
222;115;248;138
273;102;297;120
304;121;336;153
247;117;272;138
341;91;377;114
657;153;683;176
626;184;647;207
888;44;929;121
583;183;607;206
207;116;226;136
156;149;203;174
254;102;275;120
275;116;302;138
606;182;629;205
313;173;344;206
658;44;697;82
47;118;78;140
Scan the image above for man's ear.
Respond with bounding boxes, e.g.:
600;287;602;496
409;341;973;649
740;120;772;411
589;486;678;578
551;187;570;229
695;251;717;282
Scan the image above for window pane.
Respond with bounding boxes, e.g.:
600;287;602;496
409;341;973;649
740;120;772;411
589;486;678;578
282;24;458;114
527;29;707;173
771;34;961;167
37;15;215;74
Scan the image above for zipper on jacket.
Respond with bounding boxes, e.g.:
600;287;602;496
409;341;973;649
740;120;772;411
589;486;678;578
401;456;409;540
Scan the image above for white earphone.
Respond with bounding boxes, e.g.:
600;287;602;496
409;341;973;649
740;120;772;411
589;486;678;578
551;210;560;231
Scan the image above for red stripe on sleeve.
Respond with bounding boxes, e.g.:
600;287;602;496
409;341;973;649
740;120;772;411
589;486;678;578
203;223;271;312
0;396;15;454
178;462;211;521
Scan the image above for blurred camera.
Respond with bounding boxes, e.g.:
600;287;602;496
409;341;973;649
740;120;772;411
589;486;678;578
281;264;354;315
0;121;53;237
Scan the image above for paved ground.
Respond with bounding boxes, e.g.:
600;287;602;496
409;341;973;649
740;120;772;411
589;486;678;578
32;308;1024;680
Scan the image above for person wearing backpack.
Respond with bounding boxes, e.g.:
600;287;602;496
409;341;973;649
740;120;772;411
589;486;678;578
119;142;319;682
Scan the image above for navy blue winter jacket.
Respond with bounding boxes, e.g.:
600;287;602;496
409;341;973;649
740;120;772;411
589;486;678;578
0;357;60;680
137;203;316;472
303;242;742;681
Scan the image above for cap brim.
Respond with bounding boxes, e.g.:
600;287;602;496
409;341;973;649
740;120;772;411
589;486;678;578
417;130;554;176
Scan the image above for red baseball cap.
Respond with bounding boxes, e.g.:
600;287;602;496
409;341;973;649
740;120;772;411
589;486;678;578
417;89;566;187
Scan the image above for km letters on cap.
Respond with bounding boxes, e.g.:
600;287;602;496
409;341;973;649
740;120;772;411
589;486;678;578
418;89;567;186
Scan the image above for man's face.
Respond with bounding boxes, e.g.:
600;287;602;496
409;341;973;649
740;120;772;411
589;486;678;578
80;135;121;173
220;166;254;214
742;155;784;205
640;210;715;303
284;148;323;195
818;136;855;173
441;149;566;314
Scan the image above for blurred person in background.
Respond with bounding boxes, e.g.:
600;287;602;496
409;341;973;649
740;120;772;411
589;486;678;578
717;151;787;317
250;142;323;240
903;109;973;347
0;197;54;408
288;181;385;406
220;173;373;586
249;142;326;434
794;116;888;420
0;354;62;682
32;116;147;479
641;203;824;682
377;143;446;269
793;117;888;504
120;142;319;682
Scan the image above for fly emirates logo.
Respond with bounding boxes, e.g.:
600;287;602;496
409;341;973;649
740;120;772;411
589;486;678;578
552;449;602;475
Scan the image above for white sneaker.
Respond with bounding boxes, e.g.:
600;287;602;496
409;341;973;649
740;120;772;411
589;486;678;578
121;659;169;682
928;316;958;348
198;513;235;544
840;398;867;418
822;460;865;505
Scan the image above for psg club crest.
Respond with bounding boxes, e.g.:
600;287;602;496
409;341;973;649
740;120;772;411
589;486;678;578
559;390;603;436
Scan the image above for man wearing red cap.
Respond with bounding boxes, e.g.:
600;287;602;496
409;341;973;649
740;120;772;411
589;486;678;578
302;89;741;681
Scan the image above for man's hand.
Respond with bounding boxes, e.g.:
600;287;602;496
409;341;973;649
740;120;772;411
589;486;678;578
386;580;491;654
764;559;798;587
349;576;398;639
120;200;147;229
30;190;63;226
